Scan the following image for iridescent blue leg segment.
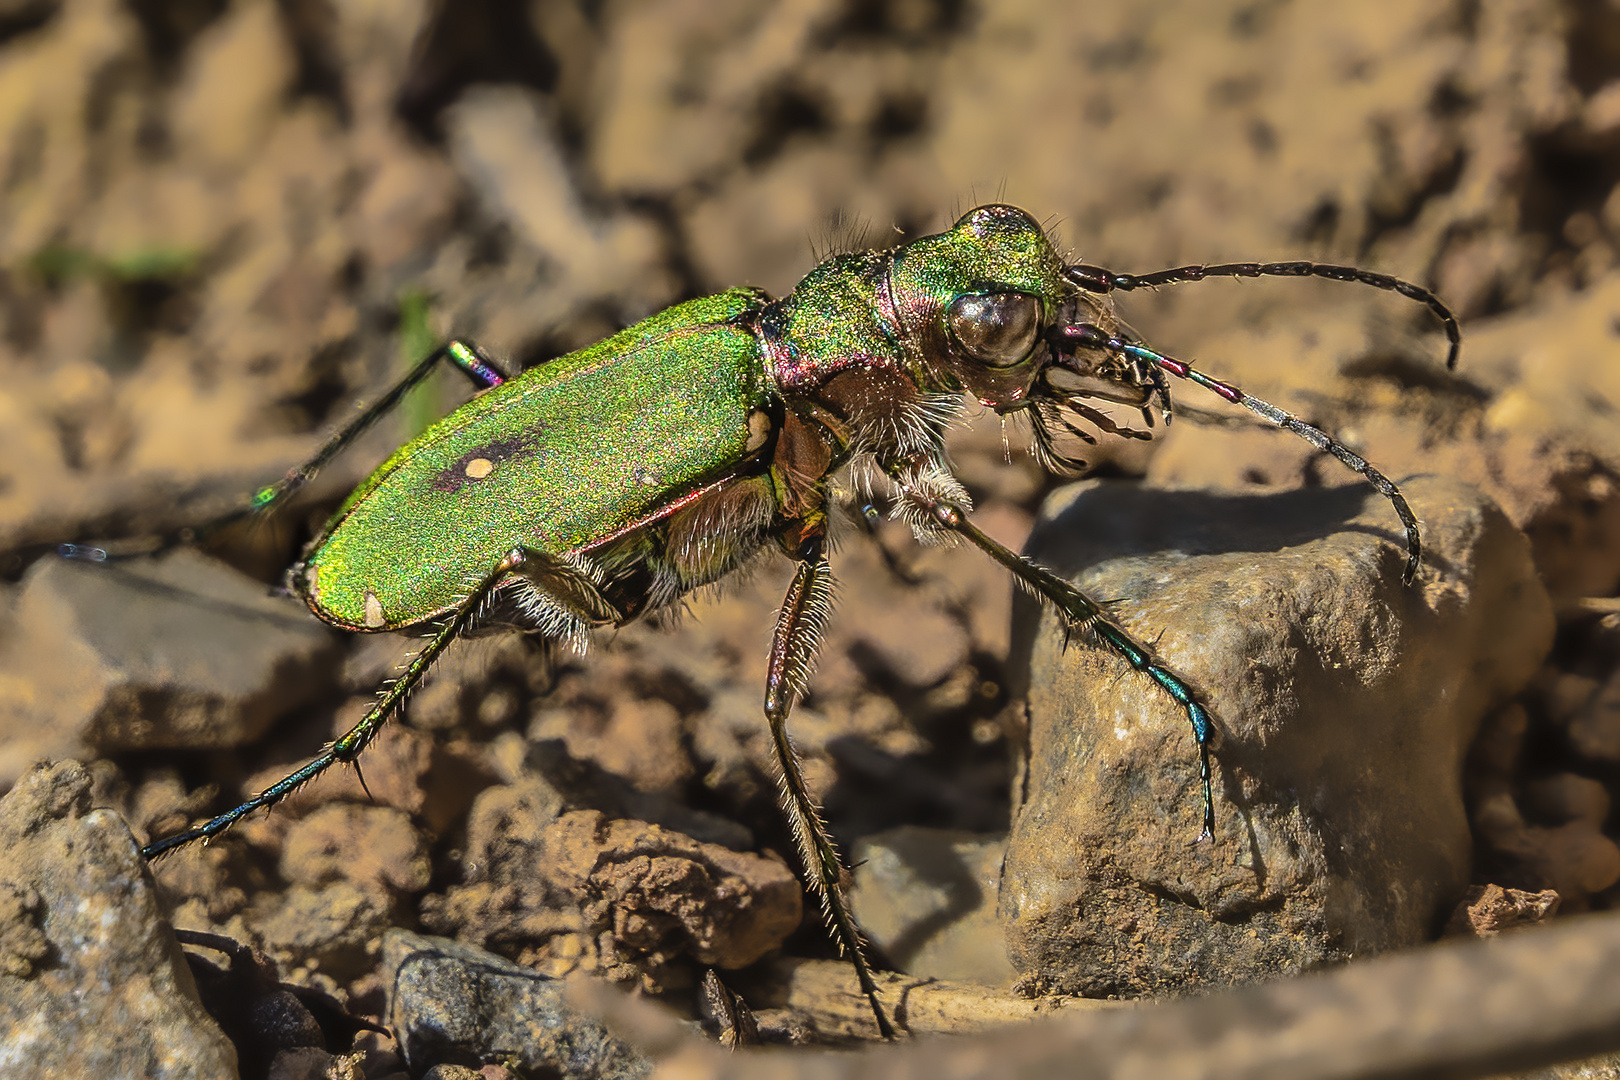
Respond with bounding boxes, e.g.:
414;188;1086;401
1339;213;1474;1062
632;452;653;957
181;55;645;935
902;488;1217;839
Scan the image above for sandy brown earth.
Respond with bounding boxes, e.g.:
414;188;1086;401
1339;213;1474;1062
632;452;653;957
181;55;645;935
0;0;1618;1077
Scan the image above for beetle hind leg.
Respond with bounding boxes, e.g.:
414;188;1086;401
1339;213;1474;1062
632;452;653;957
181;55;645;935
143;543;628;860
62;339;511;565
142;546;524;859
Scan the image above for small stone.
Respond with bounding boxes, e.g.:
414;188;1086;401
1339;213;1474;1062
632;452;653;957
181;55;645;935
465;776;568;863
1545;672;1601;725
381;929;655;1079
264;1047;344;1080
421;1067;482;1080
530;696;694;795
427;802;801;991
0;760;238;1078
850;826;1015;987
0;881;49;977
545;811;803;975
1501;820;1620;902
1469;785;1620;905
1003;476;1554;996
1444;884;1560;937
251;881;395;981
1471;702;1529;778
1474;789;1529;838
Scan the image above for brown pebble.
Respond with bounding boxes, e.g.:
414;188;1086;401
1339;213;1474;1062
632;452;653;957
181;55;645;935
1444;884;1560;937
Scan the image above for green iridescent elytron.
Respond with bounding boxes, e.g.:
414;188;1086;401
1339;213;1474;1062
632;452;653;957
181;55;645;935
125;205;1460;1039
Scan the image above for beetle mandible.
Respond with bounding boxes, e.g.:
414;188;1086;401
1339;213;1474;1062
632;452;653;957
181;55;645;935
114;204;1460;1039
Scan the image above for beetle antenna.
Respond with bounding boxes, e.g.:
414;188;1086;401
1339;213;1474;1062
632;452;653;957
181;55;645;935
1064;260;1461;371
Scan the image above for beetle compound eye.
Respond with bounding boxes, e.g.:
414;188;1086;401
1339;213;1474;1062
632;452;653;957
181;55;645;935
948;292;1041;366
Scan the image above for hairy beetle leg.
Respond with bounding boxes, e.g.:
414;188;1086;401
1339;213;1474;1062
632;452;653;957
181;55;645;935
142;547;512;858
764;527;897;1040
901;486;1216;840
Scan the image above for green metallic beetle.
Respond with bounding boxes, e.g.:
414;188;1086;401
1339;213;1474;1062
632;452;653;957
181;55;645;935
123;204;1459;1038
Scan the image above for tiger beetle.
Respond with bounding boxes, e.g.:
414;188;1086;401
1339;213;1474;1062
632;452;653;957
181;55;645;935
72;205;1460;1040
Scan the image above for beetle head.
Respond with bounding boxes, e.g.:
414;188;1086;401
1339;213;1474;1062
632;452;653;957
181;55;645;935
894;205;1163;473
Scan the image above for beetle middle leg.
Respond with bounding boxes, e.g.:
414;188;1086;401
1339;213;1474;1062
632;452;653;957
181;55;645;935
764;524;897;1040
891;469;1217;840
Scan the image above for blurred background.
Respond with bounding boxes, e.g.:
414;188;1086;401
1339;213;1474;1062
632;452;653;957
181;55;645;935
0;0;1618;1065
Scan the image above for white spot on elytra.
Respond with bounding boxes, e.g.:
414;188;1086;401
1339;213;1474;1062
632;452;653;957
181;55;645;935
363;590;385;628
745;409;772;453
465;457;494;479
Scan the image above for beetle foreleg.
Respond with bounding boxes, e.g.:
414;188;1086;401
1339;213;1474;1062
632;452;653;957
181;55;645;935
763;528;896;1040
1056;324;1424;583
141;548;516;860
894;479;1217;840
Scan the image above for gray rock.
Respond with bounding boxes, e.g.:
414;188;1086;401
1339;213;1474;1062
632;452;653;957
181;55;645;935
850;827;1015;987
419;1066;483;1080
381;928;654;1079
1002;476;1554;997
0;549;339;786
0;760;239;1078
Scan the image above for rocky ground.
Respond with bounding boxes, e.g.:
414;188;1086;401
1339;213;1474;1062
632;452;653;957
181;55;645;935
1;1;1619;1077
